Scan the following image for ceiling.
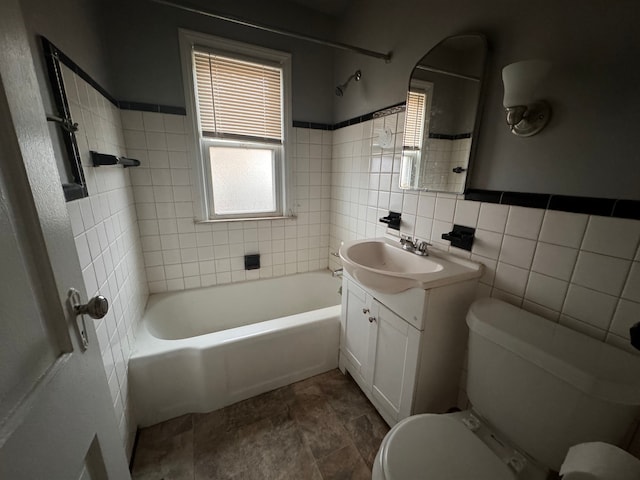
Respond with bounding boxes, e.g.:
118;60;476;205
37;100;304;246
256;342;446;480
287;0;352;16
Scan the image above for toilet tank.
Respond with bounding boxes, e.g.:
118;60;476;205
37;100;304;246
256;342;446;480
465;298;640;471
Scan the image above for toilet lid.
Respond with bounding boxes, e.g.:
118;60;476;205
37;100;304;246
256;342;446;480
381;414;517;480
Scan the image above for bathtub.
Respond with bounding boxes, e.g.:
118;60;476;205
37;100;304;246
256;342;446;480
129;271;341;426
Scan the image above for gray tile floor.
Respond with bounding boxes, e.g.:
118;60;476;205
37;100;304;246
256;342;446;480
131;369;389;479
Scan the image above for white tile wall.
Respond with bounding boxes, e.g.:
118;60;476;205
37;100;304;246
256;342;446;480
122;111;331;292
328;112;640;354
61;66;148;458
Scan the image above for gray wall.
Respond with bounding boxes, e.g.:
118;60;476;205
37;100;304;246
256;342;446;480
333;0;640;200
21;0;113;91
413;70;479;135
103;0;337;124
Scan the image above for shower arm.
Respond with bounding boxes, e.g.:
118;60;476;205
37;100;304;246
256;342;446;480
339;72;358;89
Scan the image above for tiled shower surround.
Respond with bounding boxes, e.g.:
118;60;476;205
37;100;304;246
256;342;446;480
60;66;148;457
121;111;332;293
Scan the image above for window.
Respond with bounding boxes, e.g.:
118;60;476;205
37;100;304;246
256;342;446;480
404;90;427;150
180;31;292;220
400;81;433;188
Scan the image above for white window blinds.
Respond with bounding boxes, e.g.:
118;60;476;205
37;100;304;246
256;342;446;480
193;49;283;143
404;90;426;149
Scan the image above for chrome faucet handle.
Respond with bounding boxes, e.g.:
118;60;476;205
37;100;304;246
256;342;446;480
400;235;415;251
415;240;431;256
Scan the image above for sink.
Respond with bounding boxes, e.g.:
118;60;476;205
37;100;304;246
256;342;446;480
339;238;483;294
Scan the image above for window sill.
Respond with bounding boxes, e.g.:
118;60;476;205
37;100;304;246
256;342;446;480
195;215;296;224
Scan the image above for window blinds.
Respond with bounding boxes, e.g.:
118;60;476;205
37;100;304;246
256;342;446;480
193;50;283;143
404;90;426;149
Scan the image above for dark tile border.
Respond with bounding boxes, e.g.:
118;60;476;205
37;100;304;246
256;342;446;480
429;132;472;140
119;101;186;116
548;195;615;217
501;191;550;209
613;200;640;220
294;102;406;131
292;120;332;130
464;189;502;204
465;188;640;220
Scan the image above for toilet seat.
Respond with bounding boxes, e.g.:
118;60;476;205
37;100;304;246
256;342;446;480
376;414;517;480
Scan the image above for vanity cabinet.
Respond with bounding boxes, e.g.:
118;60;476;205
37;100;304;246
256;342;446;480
341;281;375;386
339;272;478;426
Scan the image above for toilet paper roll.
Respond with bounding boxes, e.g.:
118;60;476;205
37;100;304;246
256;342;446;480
559;442;640;480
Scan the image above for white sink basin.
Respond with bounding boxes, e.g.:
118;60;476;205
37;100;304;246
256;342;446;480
339;238;483;294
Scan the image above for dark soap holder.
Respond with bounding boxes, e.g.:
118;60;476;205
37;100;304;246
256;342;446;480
442;224;476;251
90;151;141;168
631;322;640;351
245;254;260;270
379;211;401;231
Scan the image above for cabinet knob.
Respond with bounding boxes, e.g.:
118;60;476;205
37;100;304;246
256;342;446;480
368;316;376;323
362;308;370;314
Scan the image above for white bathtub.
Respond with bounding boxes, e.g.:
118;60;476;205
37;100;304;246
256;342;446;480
129;271;342;426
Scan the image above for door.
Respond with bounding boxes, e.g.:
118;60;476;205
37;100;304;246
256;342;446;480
340;278;375;387
371;301;421;422
0;1;131;478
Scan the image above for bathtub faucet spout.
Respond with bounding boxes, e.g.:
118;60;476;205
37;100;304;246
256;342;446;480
332;268;343;277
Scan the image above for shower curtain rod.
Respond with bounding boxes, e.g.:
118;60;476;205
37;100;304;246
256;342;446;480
416;64;480;82
150;0;392;62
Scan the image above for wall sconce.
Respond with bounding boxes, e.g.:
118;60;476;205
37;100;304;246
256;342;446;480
502;60;551;137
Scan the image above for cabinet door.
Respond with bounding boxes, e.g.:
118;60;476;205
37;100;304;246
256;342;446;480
371;301;421;422
340;279;375;386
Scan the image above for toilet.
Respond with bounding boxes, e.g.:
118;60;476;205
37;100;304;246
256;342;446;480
373;297;640;479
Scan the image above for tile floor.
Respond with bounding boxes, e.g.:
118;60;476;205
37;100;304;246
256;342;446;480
131;369;389;479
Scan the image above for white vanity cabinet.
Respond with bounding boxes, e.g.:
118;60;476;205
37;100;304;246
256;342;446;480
339;272;478;426
341;280;375;387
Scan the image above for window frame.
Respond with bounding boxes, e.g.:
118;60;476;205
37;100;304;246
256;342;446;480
179;29;293;222
400;80;434;189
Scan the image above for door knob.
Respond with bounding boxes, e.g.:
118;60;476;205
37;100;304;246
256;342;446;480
74;295;109;319
67;288;110;351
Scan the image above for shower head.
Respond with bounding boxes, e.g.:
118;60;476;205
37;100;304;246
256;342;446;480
335;69;361;97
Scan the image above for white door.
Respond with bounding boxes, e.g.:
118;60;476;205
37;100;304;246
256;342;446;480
371;301;420;422
0;1;131;478
340;278;375;387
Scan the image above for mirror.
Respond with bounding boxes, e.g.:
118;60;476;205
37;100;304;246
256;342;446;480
400;34;487;193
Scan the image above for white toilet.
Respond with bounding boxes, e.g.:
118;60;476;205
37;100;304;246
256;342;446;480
373;297;640;479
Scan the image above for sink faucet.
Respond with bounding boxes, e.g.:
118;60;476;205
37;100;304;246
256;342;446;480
400;235;416;252
414;240;430;256
400;235;431;256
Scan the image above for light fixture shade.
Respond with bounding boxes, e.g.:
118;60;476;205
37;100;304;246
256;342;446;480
502;60;551;107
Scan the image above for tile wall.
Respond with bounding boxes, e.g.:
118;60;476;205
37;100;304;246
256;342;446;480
328;112;640;353
420;137;471;192
121;110;332;293
61;66;148;457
